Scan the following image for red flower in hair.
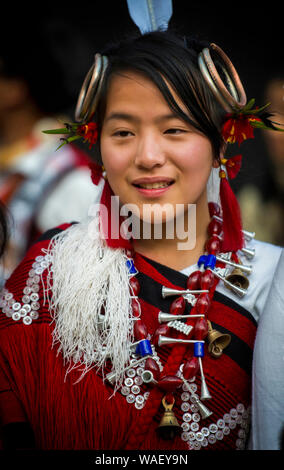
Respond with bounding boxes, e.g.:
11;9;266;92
221;154;242;179
222;114;261;145
43;121;99;150
77;122;98;148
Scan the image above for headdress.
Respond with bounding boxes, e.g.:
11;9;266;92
43;0;283;253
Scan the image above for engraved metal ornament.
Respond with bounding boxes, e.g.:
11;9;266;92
167;320;193;336
198;43;247;112
158;312;205;323
208;268;247;298
216;255;252;275
157;397;181;440
240;247;255;260
198;357;212;401
182;379;212;419
158;336;205;347
161;286;209;298
207;321;231;358
225;268;250;291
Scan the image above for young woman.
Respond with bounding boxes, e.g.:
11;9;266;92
0;31;282;451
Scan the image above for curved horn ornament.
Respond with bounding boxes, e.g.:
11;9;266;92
240;247;255;260
161;286;209;298
216;255;252;275
158;336;204;347
75;53;108;123
198;43;247;112
158;312;205;323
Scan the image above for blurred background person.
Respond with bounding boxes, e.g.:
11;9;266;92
237;77;284;246
0;17;97;283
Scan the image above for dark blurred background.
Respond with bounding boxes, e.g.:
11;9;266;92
0;1;283;245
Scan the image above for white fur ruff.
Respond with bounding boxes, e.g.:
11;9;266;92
44;218;135;390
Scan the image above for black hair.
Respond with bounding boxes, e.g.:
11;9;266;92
0;202;9;259
93;30;226;163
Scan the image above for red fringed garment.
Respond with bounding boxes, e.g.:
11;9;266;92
0;224;256;450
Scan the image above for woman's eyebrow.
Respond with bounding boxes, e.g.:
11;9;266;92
104;112;183;124
104;112;138;123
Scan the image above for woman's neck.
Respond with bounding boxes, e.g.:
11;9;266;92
132;198;211;271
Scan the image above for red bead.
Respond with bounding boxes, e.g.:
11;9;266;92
131;298;141;317
196;293;211;315
157;376;183;393
194;317;209;340
186;270;201;290
164;393;174;405
200;269;215;290
152;324;170;346
169;296;186;315
206;236;221;255
208;218;222;236
144;357;160;380
208;202;221;217
133;319;148;340
129;276;140;296
183;357;199;380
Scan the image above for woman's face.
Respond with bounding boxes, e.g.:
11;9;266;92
100;71;216;224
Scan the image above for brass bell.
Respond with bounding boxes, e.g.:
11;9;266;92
225;267;249;291
207;321;231;358
157;397;181;440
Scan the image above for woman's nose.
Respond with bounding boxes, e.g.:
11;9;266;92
134;134;166;169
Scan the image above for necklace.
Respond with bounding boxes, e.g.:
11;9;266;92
106;201;252;440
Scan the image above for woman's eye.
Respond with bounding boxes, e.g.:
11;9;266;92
164;128;186;134
113;130;133;137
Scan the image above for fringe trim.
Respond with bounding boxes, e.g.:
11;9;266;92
44;218;135;391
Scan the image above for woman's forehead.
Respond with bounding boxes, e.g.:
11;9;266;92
104;71;188;118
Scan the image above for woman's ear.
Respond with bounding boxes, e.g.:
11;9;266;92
212;158;220;168
213;141;227;168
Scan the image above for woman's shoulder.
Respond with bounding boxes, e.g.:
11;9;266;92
246;239;283;284
250;240;283;260
0;222;75;331
216;239;283;323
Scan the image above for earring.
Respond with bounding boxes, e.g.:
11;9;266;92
102;166;107;180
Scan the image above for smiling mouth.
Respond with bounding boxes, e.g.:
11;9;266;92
133;181;174;189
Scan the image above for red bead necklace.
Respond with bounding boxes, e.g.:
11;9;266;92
123;202;229;437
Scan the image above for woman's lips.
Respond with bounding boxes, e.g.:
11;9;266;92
134;185;173;197
132;179;174;198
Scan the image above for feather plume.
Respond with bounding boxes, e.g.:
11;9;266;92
126;0;172;34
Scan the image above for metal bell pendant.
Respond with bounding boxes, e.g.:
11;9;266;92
157;397;181;440
225;267;249;291
207;321;231;358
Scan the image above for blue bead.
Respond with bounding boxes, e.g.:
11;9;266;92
204;254;216;269
194;341;204;357
135;339;153;357
126;259;138;275
197;255;207;267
